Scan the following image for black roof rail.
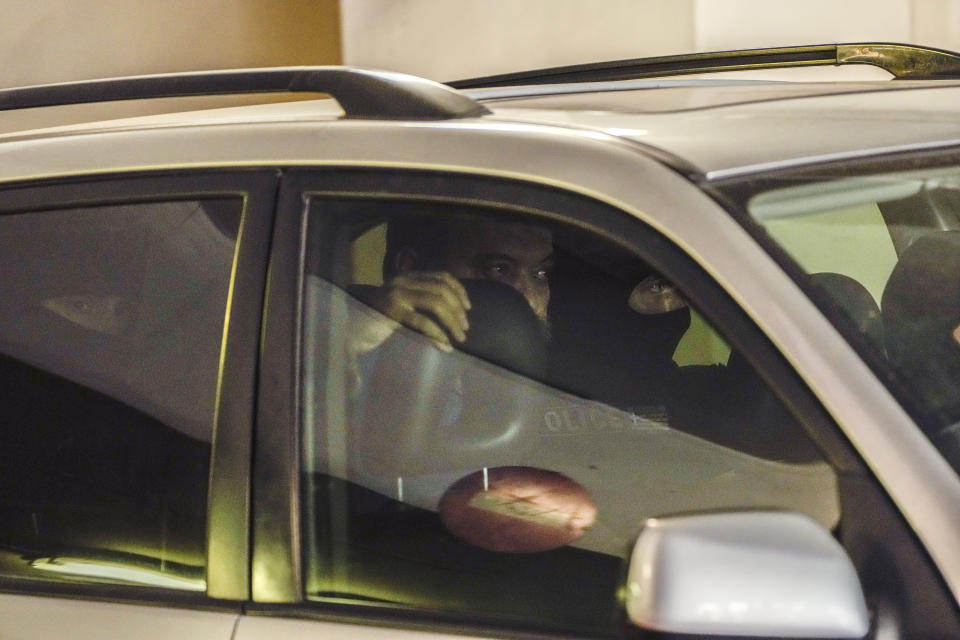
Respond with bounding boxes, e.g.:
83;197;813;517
448;43;960;89
0;66;490;120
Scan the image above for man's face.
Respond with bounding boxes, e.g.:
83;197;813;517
441;219;554;327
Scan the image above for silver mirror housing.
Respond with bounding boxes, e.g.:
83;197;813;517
625;511;869;638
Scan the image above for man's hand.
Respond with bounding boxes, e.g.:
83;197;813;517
365;271;471;352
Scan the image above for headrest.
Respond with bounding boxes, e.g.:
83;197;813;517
881;231;960;418
810;272;882;346
882;232;960;364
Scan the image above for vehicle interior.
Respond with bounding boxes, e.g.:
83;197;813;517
736;161;960;473
299;198;839;633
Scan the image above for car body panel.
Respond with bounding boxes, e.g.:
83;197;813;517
0;592;238;639
482;83;960;178
0;112;959;603
235;614;485;640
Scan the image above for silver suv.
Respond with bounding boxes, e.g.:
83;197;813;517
1;42;960;639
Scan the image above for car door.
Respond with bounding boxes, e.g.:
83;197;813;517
238;166;959;638
0;171;276;638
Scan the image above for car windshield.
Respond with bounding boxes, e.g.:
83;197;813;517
734;161;960;473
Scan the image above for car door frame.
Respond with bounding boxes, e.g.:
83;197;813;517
250;165;907;634
0;168;278;611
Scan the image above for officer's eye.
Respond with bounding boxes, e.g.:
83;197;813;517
534;262;554;281
484;262;513;279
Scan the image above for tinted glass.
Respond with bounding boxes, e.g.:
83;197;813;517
301;199;834;634
743;164;960;474
0;198;240;590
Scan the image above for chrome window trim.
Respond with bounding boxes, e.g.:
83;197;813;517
704;138;960;181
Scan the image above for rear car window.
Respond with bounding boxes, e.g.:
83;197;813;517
0;197;240;591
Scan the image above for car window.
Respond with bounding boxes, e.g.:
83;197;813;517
299;198;836;634
740;163;960;475
0;196;240;591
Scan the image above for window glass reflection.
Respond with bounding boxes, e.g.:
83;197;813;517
301;201;835;633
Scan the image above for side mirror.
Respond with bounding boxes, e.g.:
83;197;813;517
625;511;869;638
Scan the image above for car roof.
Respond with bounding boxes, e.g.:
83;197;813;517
3;44;960;182
475;79;960;179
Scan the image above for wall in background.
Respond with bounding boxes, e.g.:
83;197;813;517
1;0;340;131
341;0;695;81
1;0;340;88
695;0;912;51
341;0;960;80
8;1;959;88
6;0;960;127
